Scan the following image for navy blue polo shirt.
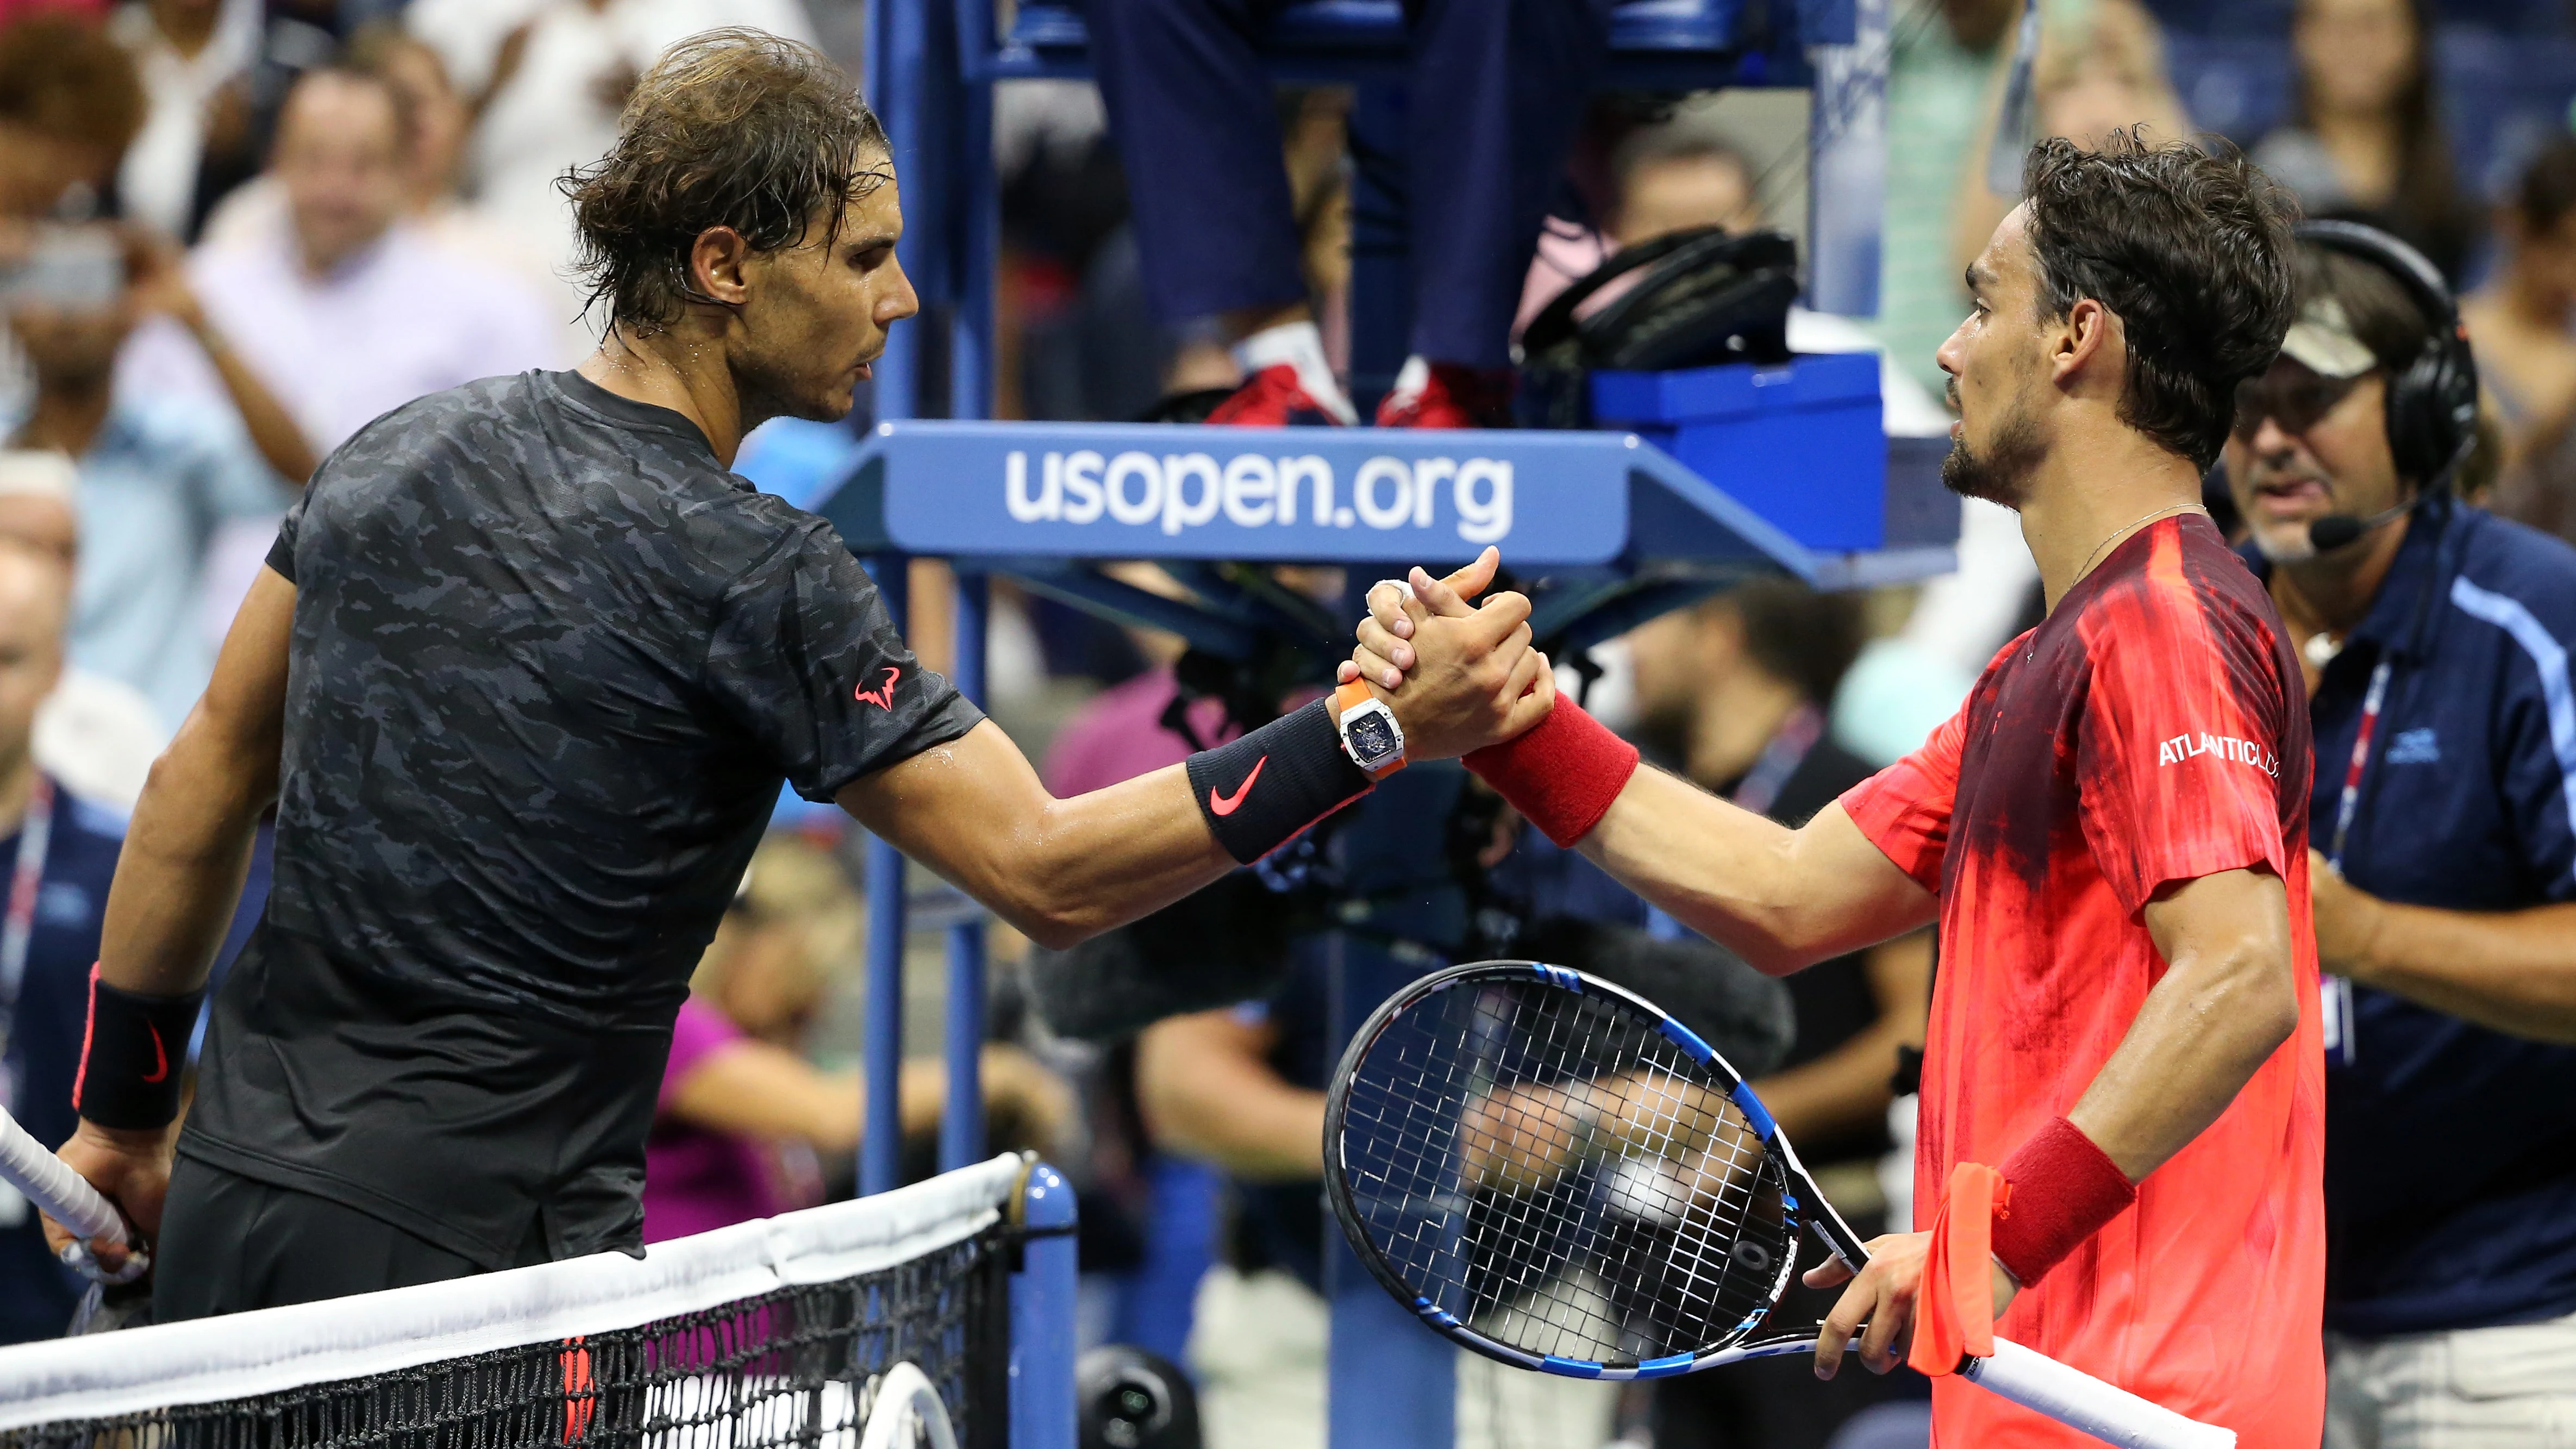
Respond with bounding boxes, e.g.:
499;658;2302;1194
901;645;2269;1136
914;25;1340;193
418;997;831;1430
2246;497;2576;1338
0;779;126;1344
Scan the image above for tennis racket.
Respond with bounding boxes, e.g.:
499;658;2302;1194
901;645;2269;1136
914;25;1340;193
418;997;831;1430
1323;961;2235;1449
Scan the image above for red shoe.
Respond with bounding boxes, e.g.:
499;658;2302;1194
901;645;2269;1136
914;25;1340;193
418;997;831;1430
1375;361;1515;429
1205;364;1352;426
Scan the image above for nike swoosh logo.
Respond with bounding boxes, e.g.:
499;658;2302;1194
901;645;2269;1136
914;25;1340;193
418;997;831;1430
140;1024;168;1085
1210;756;1266;816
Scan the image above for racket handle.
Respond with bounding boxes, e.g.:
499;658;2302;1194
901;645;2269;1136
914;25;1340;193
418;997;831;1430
1966;1338;2237;1449
0;1105;129;1247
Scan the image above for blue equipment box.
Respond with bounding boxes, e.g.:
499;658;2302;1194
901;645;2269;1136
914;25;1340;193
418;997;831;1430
1591;352;1887;552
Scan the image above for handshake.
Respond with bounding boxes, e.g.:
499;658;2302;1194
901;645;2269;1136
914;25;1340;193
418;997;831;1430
1334;545;1556;763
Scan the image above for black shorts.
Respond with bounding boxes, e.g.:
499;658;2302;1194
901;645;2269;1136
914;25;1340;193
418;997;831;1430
152;1156;542;1322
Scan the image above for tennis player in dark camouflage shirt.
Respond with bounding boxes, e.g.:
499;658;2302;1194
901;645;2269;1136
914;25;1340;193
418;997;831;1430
45;28;1554;1319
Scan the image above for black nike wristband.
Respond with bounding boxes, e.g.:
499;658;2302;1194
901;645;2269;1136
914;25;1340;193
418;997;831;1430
1186;698;1375;864
74;968;205;1131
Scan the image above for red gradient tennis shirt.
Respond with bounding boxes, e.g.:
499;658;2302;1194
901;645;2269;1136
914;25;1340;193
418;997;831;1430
1841;515;2324;1448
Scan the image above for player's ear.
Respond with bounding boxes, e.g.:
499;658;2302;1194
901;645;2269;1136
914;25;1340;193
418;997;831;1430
2054;297;2116;386
688;226;755;308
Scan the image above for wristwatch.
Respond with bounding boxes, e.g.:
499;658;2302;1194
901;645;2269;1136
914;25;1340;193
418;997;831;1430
1333;678;1407;780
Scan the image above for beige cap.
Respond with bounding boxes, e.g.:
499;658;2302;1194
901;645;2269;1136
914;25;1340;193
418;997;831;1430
2278;295;2378;380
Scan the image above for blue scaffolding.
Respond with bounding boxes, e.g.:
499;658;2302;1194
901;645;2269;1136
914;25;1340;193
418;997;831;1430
831;3;1927;1444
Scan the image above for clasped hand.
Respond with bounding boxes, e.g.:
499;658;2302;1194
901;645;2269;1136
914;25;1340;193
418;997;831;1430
1337;546;1554;760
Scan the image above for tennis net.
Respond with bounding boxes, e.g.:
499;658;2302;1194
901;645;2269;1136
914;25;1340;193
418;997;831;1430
0;1153;1030;1449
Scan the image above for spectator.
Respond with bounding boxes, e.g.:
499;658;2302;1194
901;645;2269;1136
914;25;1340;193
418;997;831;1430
404;0;817;352
0;450;166;807
130;65;560;458
2;16;312;487
2465;135;2576;545
5;230;294;732
1950;0;2189;289
0;547;132;1344
1877;0;2019;403
1081;0;1615;428
1;11;143;424
199;24;559;301
2252;0;2479;282
648;836;1071;1241
2218;225;2576;1444
108;0;260;240
1624;580;1933;1449
1609;127;1759;247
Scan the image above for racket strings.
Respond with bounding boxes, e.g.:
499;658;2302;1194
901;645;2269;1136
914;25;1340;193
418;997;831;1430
1338;980;1796;1369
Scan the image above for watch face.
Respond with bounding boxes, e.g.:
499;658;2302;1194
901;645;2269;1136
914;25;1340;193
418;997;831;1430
1346;709;1400;767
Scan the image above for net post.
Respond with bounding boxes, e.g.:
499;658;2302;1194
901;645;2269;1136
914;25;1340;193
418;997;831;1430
862;554;912;1198
941;570;990;1174
1009;1158;1079;1449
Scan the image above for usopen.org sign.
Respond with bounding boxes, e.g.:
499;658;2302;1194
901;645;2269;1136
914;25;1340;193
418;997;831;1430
864;422;1637;565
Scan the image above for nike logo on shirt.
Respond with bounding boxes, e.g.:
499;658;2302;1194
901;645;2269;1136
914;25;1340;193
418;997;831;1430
1211;757;1267;816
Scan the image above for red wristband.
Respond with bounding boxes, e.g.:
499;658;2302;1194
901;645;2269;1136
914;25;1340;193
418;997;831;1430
1990;1117;2137;1288
1461;698;1640;847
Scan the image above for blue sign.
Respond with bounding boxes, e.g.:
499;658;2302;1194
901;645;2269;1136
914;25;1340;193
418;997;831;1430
861;422;1637;566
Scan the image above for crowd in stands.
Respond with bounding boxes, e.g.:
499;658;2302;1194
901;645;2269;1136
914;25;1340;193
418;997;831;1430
1;2;2574;1448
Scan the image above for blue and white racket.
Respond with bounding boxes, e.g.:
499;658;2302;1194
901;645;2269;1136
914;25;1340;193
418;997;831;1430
1323;961;2234;1449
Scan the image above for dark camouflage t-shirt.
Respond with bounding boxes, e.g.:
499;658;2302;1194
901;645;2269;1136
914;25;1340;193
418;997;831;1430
181;370;980;1266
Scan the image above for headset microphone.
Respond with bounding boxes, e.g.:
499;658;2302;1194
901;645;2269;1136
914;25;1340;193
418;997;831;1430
2308;500;2414;553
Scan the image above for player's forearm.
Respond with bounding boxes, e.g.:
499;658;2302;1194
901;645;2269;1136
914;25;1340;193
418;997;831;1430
1581;773;1925;974
98;570;293;998
97;723;278;997
846;727;1234;951
2072;873;2298;1182
2336;897;2576;1042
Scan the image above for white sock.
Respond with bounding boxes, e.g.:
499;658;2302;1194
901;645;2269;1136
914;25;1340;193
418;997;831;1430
1233;320;1356;424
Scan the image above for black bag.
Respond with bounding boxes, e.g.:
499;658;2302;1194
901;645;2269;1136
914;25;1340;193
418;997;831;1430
1517;226;1802;429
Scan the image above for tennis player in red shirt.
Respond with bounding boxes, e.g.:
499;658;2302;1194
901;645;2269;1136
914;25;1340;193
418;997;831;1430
1346;133;2323;1447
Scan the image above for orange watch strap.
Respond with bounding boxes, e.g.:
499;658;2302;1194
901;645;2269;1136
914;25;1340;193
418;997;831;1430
1333;678;1403;778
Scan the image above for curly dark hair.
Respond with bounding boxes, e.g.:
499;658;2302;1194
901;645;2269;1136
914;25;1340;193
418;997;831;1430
2021;130;2300;470
0;12;145;153
560;28;890;334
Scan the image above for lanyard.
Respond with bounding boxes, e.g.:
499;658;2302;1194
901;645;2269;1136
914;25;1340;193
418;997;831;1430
1731;705;1823;817
2317;658;2392;1069
2327;659;2393;872
0;775;55;1092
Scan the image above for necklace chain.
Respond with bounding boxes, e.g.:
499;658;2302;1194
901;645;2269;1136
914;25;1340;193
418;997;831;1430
2074;503;2202;586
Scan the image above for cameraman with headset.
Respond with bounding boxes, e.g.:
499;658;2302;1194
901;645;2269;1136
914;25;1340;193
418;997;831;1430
2225;220;2576;1442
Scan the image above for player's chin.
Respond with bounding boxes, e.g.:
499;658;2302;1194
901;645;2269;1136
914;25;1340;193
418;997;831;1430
785;379;862;424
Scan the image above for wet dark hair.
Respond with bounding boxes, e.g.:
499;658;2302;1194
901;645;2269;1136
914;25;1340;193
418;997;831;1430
560;28;890;334
2021;130;2300;470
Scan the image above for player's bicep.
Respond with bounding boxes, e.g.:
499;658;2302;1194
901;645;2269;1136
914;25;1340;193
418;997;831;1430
1788;803;1942;952
835;719;1061;894
1584;772;1934;972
